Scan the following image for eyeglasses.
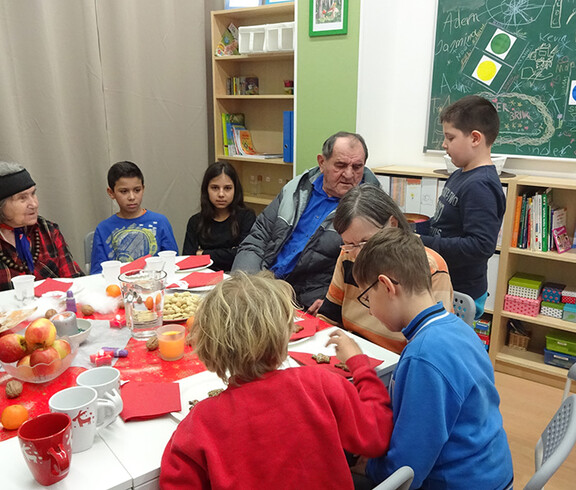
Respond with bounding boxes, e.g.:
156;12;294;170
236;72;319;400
357;277;400;308
340;241;368;253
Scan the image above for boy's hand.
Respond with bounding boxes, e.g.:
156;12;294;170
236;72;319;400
326;329;362;363
306;299;324;316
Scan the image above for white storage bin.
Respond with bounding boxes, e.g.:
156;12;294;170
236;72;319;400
238;24;266;54
265;22;295;52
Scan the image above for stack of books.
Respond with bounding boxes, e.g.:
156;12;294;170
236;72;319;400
221;112;282;159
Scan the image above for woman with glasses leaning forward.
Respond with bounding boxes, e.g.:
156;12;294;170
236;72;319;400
315;184;453;354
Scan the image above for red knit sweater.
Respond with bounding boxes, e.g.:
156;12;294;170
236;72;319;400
160;354;392;489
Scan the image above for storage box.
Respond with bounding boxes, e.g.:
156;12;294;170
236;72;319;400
474;317;491;336
503;294;541;317
265;22;294;52
508;331;530;350
238;24;267;54
541;282;565;304
561;286;576;304
507;273;545;300
563;303;576;322
477;332;490;351
540;301;564;319
544;348;576;369
546;331;576;356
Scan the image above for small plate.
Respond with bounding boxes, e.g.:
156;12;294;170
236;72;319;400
68;319;92;345
0;307;37;335
175;258;214;272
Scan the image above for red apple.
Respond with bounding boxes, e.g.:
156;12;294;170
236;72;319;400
25;318;57;350
30;347;61;376
0;334;27;363
52;339;71;360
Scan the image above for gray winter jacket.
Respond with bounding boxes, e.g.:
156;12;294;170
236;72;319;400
231;166;381;308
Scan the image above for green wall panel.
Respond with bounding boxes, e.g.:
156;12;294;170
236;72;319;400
295;1;361;174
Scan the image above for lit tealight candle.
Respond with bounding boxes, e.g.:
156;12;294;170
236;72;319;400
157;325;185;361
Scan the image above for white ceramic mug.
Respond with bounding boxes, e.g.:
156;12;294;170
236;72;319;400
49;385;120;453
101;260;122;285
76;367;123;422
145;256;165;271
158;250;177;275
11;274;35;304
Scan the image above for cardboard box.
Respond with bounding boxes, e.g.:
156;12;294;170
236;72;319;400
503;294;541;317
507;273;545;300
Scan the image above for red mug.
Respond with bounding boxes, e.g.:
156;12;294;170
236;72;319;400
17;412;72;486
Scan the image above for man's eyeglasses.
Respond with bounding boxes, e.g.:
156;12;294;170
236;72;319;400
357;277;400;308
340;241;367;253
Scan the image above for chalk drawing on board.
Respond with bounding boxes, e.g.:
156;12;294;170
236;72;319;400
486;29;517;59
570;81;576;105
485;0;546;27
473;56;502;85
521;43;558;81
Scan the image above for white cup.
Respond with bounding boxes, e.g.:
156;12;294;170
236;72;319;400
11;274;35;304
49;385;121;453
158;250;177;275
76;366;123;422
101;260;122;285
145;256;165;271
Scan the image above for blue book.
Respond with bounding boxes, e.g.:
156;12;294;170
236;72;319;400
283;110;294;163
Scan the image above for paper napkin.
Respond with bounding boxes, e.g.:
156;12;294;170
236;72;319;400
288;352;383;378
176;255;212;270
120;254;152;274
120;381;181;421
34;278;72;297
181;271;223;289
290;316;319;341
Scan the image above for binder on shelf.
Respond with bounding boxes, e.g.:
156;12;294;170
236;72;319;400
283;110;294;163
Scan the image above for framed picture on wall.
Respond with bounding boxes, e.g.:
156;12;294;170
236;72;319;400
225;0;261;9
309;0;348;37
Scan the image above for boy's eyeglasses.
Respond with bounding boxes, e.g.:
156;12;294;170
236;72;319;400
340;241;367;252
357;277;400;308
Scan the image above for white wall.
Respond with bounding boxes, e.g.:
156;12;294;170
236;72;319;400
357;0;575;178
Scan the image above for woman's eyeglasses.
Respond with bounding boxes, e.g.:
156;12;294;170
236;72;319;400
357;277;400;308
340;241;367;253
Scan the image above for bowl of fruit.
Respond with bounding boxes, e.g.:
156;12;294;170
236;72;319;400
0;318;78;383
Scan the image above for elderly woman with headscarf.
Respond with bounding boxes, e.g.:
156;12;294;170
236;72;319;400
0;161;84;291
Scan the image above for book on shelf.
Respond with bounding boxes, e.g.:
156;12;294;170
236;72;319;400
511;195;523;248
215;23;239;57
227;76;259;95
552;226;572;253
541;190;549;252
221;113;246;156
231;127;282;159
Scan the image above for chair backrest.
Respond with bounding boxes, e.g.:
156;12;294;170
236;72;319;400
453;291;476;326
84;231;95;272
524;394;576;490
562;363;576;402
372;466;414;490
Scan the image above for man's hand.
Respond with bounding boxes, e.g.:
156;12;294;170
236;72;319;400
326;329;362;363
306;299;324;316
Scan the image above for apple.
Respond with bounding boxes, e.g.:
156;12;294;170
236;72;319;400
0;334;27;363
30;347;61;376
52;339;71;360
17;354;31;368
25;318;57;350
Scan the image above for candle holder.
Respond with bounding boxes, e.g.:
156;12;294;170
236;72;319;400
50;311;78;337
157;324;186;361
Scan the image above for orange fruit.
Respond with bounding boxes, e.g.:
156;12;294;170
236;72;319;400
1;404;29;430
145;296;154;311
106;284;122;298
186;316;195;331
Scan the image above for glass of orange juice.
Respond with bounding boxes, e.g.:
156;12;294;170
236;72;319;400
157;324;186;361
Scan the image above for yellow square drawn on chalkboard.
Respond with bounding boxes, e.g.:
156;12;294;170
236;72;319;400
485;28;516;60
570;81;576;105
472;55;502;86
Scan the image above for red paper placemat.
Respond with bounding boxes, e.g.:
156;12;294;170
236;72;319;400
179;271;223;289
288;352;382;378
34;278;72;297
120;382;181;421
0;366;86;441
120;255;151;274
176;255;211;270
290;316;319;341
113;337;206;384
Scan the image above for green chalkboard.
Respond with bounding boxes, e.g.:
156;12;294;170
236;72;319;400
426;0;576;159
